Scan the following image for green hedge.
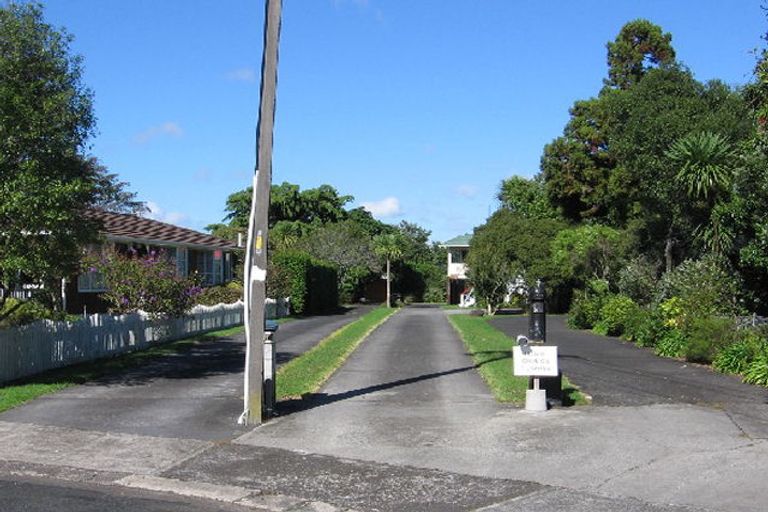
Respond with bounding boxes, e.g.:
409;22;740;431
270;251;338;315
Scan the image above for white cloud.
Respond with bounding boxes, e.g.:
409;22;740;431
361;196;401;218
145;201;189;226
226;67;256;83
456;184;478;198
133;122;183;144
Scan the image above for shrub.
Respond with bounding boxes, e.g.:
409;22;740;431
713;331;764;374
743;352;768;387
654;329;688;358
270;251;338;315
594;294;639;337
632;310;668;348
683;316;736;364
568;295;604;329
196;282;242;306
617;256;658;305
656;255;743;321
0;298;54;327
87;249;202;318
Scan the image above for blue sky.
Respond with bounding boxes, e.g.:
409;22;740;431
37;0;765;242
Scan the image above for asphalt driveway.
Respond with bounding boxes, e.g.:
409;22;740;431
0;305;373;441
491;314;768;437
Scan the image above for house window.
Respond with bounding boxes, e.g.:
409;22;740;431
77;271;107;292
450;249;468;264
176;247;188;277
188;250;215;285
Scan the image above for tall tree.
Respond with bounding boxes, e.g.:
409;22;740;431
0;3;131;306
605;18;676;89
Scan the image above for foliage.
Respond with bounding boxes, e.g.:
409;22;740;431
656;256;744;321
594;294;639;337
209;182;354;239
87;249;202;318
550;224;629;284
0;3;140;307
683;316;736;364
269;251;338;315
667;131;735;201
605;19;676;89
195;281;242;306
566;279;610;330
630;308;668;348
712;331;764;375
467;209;567;314
497;175;560;219
654;329;688;358
743;352;768;387
297;220;379;303
0;298;59;328
373;233;404;308
617;256;658;305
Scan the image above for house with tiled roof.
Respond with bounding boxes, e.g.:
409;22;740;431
67;210;238;314
440;234;471;305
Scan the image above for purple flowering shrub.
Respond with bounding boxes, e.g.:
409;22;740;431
84;249;202;317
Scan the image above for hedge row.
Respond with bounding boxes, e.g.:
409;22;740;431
270;251;338;316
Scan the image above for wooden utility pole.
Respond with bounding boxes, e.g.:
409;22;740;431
240;0;282;426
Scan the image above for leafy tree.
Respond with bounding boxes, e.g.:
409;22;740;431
605;19;676;89
296;220;379;302
550;224;630;286
497;175;559;219
373;233;404;308
0;3;139;307
467;210;567;314
209;182;354;240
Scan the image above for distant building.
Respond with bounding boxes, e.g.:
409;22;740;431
440;234;471;305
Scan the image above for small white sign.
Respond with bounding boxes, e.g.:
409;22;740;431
513;346;558;376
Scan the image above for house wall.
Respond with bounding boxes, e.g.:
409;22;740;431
446;247;468;279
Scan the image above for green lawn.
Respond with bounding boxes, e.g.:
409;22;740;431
448;314;587;406
277;306;398;399
0;325;245;414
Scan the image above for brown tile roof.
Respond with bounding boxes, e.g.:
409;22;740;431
87;210;238;250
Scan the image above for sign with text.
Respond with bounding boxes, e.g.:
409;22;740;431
513;346;559;376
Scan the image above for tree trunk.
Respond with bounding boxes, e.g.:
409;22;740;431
386;258;391;308
664;235;674;274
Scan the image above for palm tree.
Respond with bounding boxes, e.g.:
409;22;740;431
667;131;734;201
667;131;736;257
373;233;403;308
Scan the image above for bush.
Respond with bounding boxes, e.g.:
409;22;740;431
594;295;639;337
683;316;736;364
196;281;242;306
568;294;604;329
632;310;668;348
617;256;658;305
0;298;54;327
270;251;338;315
656;256;743;321
567;279;610;330
654;329;688;358
743;352;768;387
87;249;202;318
713;331;764;374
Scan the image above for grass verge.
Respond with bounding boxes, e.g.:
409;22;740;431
448;314;587;406
277;306;398;399
0;325;245;414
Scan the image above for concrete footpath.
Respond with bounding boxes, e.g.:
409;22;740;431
1;306;767;511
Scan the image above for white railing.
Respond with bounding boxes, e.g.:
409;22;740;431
0;301;246;384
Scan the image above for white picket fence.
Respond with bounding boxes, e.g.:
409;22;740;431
0;301;248;384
